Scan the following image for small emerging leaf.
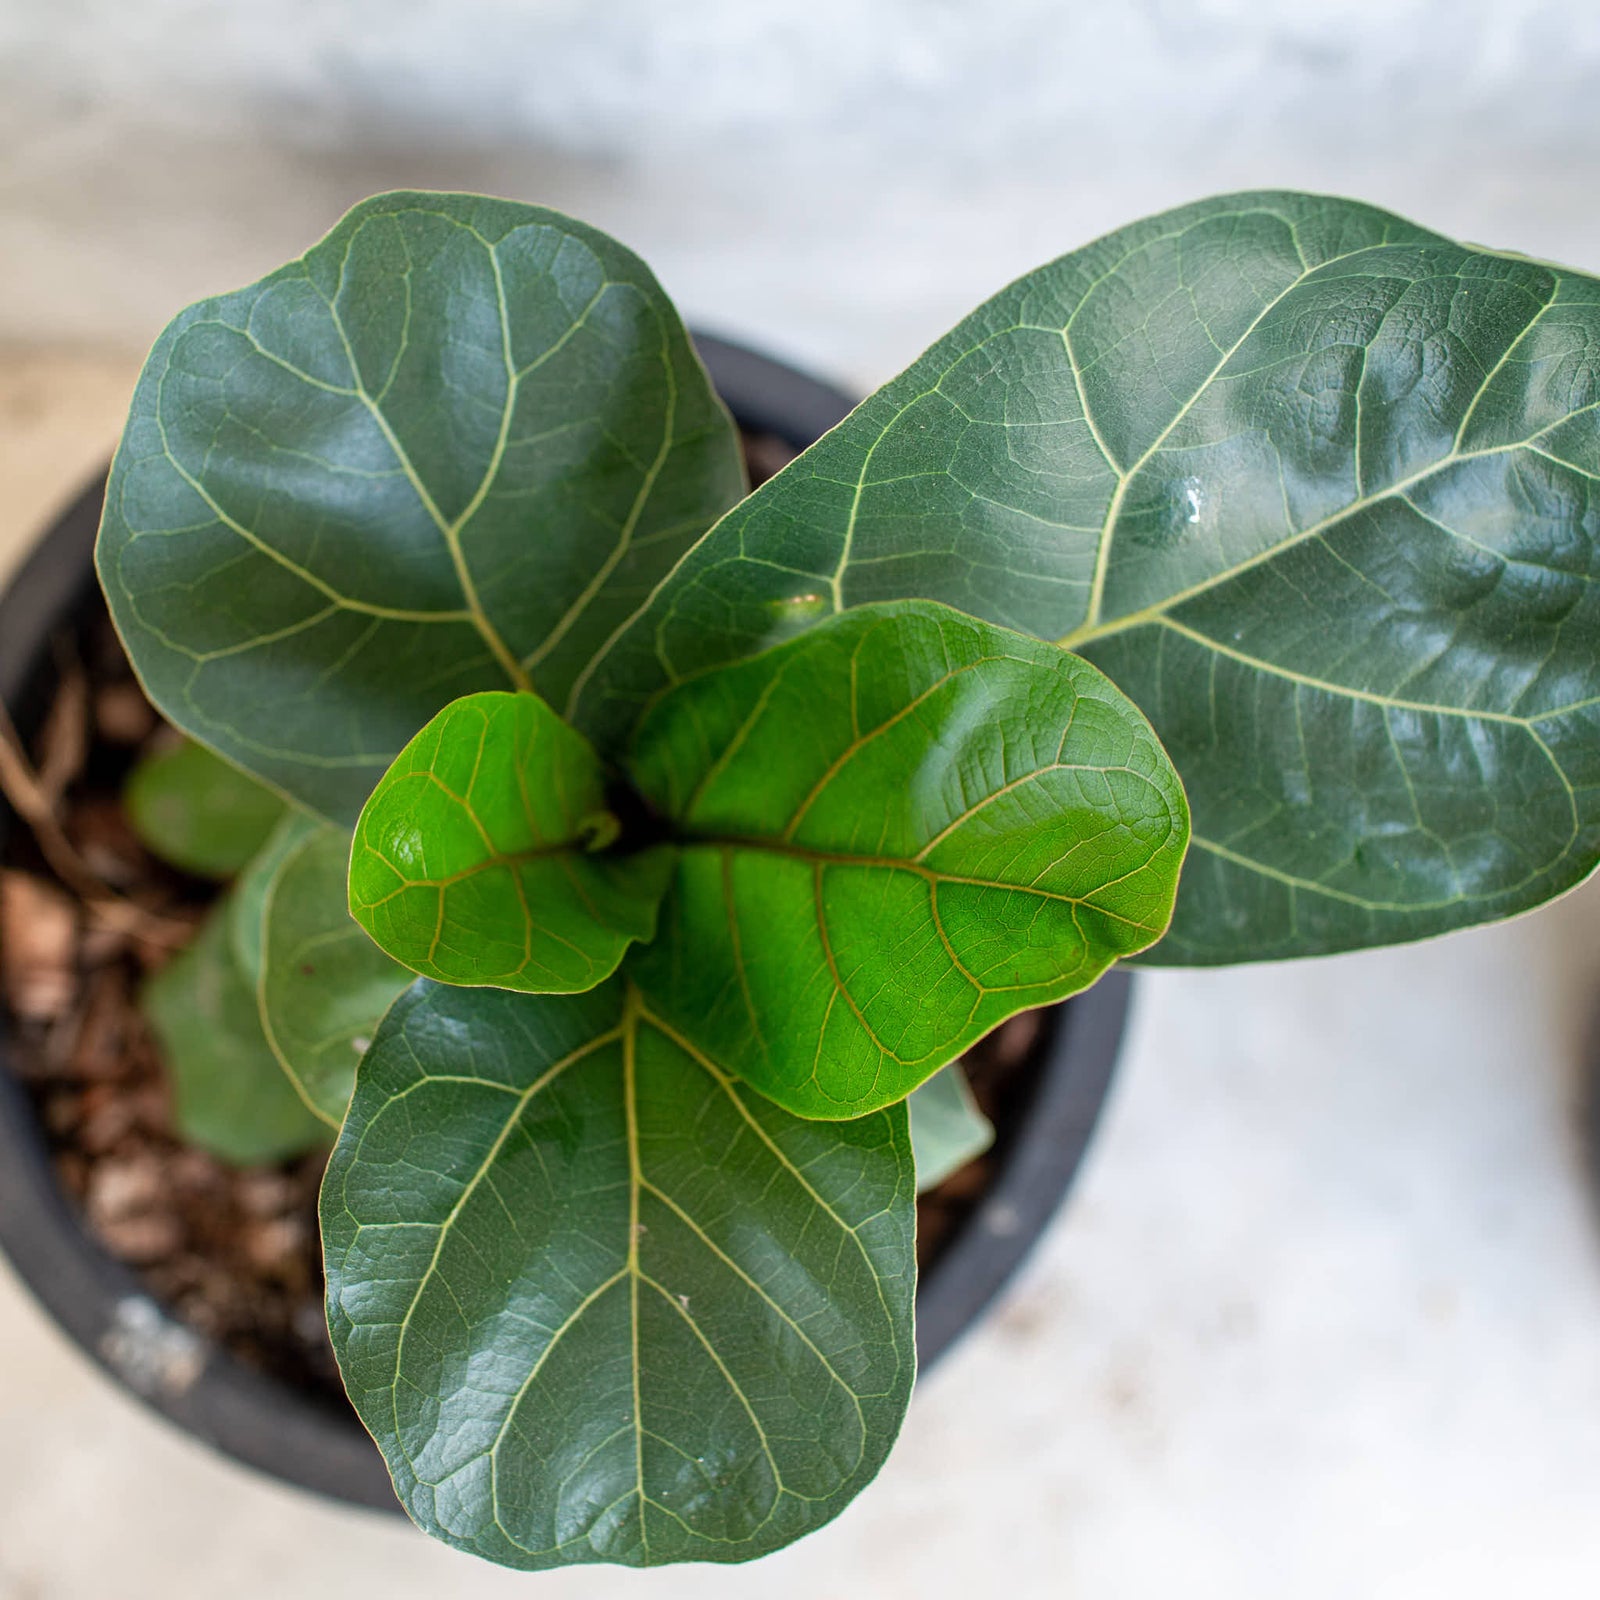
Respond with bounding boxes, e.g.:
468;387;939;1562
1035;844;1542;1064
908;1063;994;1192
624;601;1187;1118
258;822;412;1124
125;739;285;878
323;978;915;1570
143;907;327;1165
350;691;672;993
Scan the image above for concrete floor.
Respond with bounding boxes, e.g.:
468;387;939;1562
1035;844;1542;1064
2;352;1600;1598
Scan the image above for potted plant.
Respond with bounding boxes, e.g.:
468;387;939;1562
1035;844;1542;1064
12;187;1600;1573
0;321;1123;1515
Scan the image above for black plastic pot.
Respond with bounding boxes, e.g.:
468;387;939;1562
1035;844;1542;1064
0;334;1130;1514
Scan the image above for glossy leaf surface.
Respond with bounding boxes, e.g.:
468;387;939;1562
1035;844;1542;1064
908;1063;993;1193
351;692;672;991
578;193;1600;962
624;602;1186;1117
258;821;412;1124
98;191;745;826
323;979;915;1571
144;907;328;1165
125;739;284;878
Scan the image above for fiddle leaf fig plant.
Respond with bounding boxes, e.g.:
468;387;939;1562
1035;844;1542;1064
94;188;1600;1572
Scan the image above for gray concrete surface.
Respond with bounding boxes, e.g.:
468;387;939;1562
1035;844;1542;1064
7;3;1600;386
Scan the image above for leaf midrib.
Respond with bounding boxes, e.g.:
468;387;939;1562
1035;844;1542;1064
1057;417;1600;658
675;834;1164;927
1187;825;1581;916
354;836;612;902
312;252;536;693
370;987;897;1559
1150;614;1600;728
244;209;652;702
1073;224;1361;629
381;1021;625;1497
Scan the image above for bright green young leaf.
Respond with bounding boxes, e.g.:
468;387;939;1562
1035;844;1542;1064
908;1064;994;1193
623;601;1187;1118
143;907;328;1166
125;738;285;878
322;978;915;1571
350;691;672;992
258;822;412;1124
576;192;1600;963
98;191;746;827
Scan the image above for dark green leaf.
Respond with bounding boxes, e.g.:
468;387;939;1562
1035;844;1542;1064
322;978;915;1571
143;907;328;1165
258;821;412;1124
125;738;285;878
908;1063;993;1192
576;192;1600;962
350;691;672;992
623;602;1186;1118
98;191;745;827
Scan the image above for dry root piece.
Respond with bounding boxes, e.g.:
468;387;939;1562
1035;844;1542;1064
985;1008;1043;1068
68;794;147;890
0;870;79;1023
84;1151;183;1265
35;659;89;807
234;1169;298;1219
93;681;158;746
0;697;189;951
244;1215;311;1274
741;431;799;486
68;965;137;1082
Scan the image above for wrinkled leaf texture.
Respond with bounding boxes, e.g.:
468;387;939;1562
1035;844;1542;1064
323;978;916;1569
576;192;1600;962
350;691;671;993
98;191;745;825
624;602;1186;1116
